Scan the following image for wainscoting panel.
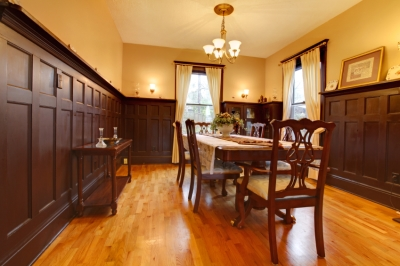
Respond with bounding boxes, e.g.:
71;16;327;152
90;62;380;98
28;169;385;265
323;82;400;209
123;98;175;164
0;7;124;264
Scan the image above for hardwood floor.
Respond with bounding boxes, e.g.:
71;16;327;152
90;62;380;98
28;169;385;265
34;164;400;265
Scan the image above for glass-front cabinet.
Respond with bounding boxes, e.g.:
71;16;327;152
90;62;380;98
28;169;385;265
221;101;283;137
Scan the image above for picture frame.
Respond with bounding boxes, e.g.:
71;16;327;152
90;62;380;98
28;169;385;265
338;47;384;89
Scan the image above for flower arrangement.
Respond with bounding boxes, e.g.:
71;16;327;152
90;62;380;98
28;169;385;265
210;112;244;131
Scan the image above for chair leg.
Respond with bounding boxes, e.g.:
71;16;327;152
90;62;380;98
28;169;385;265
221;179;227;196
179;163;185;187
268;206;279;264
176;161;182;183
314;201;325;257
188;166;195;200
193;175;202;213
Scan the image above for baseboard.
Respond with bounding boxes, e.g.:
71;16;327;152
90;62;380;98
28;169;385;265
327;173;400;210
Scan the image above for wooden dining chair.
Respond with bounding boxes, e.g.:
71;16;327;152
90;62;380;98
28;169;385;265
175;121;191;187
233;118;335;264
250;122;266;138
194;122;211;134
185;119;243;213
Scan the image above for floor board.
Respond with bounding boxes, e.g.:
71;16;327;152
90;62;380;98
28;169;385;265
34;164;400;265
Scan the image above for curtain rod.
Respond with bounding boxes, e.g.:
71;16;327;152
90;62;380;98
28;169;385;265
279;39;329;65
173;61;225;69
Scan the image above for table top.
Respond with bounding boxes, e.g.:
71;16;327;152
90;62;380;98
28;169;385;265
73;139;132;155
183;134;322;174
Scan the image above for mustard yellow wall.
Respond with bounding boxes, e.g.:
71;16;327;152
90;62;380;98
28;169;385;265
122;44;265;102
20;0;123;90
264;0;400;101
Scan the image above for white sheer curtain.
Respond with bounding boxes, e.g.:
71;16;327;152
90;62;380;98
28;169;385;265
282;60;296;120
172;65;192;163
301;47;321;145
206;67;221;115
301;48;321;180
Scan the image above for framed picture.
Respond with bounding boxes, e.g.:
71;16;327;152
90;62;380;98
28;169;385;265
338;47;384;89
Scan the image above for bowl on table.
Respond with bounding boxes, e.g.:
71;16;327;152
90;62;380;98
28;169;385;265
102;138;122;146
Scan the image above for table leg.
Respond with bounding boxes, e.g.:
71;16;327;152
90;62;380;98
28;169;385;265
77;154;84;217
127;144;132;183
110;155;118;215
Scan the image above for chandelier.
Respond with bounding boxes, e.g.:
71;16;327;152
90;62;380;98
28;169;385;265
203;3;241;64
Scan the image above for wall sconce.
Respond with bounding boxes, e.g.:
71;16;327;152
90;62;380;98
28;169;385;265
241;89;249;99
150;84;156;94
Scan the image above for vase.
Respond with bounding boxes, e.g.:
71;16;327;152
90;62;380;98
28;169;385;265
217;124;234;137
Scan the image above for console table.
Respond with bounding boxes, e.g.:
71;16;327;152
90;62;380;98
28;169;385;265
73;139;132;216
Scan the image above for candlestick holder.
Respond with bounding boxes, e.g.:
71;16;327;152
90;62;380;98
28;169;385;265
113;127;118;139
96;128;107;148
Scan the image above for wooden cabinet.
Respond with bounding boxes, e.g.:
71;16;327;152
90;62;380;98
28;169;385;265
221;102;261;135
261;102;283;138
321;80;400;208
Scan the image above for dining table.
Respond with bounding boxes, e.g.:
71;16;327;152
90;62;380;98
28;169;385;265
182;133;322;173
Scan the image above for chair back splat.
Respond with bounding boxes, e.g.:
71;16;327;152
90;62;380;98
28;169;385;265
250;123;266;138
233;118;335;264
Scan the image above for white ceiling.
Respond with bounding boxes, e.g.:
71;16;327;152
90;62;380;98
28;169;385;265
105;0;361;58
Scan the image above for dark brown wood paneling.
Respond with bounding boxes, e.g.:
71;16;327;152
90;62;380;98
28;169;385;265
76;80;84;104
388;94;400;114
123;98;176;164
362;122;379;179
343;122;358;174
0;5;125;265
7;43;30;90
386;122;400;182
86;86;93;106
39;61;55;96
94;90;100;108
365;97;380;115
323;80;400;209
328;121;341;171
35;106;56;213
61;72;72;100
345;99;358;116
6;102;31;235
329;101;340;116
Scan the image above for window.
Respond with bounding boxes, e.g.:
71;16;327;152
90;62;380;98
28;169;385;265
291;67;307;120
182;73;214;130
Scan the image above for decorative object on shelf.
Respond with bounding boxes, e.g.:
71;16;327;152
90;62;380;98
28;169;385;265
103;138;122;146
263;97;267;102
150;83;156;93
203;3;241;64
113;127;118;138
386;65;400;80
241;89;249;98
135;83;139;96
96;128;107;148
325;80;338;91
338;46;384;89
211;112;243;137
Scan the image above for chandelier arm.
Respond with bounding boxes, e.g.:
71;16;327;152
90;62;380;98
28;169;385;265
207;54;223;63
223;51;236;64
